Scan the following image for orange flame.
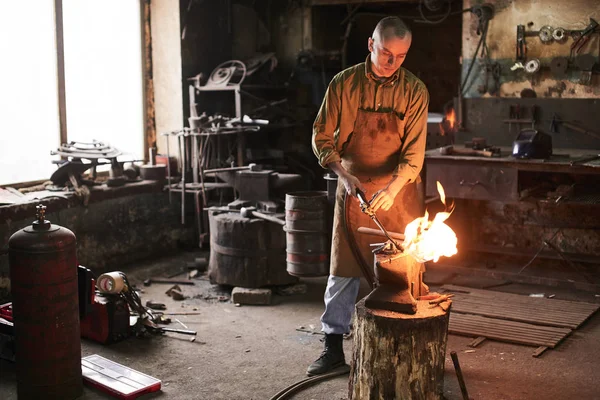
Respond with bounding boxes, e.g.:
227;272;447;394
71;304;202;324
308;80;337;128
439;106;457;137
402;182;458;263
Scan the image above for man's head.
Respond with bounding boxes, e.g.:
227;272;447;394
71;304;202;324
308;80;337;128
368;17;412;78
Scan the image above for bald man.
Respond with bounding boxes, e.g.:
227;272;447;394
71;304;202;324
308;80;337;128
309;16;429;375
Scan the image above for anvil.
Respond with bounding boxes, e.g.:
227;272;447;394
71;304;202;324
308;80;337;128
363;242;429;314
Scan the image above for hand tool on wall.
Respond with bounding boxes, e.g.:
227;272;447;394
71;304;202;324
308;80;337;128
570;18;598;55
549;113;600;141
516;25;526;61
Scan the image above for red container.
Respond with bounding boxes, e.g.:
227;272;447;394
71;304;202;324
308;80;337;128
8;205;82;400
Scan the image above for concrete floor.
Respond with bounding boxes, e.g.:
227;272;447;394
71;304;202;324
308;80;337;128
1;251;599;400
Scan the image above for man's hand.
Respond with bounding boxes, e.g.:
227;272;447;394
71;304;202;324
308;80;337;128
339;173;364;197
370;176;409;212
326;161;364;197
370;189;396;212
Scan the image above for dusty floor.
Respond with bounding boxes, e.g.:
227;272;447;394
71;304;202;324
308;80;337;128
1;251;599;400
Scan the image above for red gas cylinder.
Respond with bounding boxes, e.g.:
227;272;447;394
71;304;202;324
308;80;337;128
8;204;82;400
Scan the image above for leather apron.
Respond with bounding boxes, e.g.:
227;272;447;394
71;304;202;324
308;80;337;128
329;79;424;278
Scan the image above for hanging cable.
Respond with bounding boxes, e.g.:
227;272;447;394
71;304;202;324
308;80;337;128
459;9;492;95
418;0;453;25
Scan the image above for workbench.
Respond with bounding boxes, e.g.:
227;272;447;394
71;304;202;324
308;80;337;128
423;147;600;291
424;147;600;202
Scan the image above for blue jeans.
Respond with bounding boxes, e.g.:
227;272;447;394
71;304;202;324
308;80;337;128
320;275;361;334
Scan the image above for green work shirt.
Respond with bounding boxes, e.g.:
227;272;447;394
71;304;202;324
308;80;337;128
312;55;430;183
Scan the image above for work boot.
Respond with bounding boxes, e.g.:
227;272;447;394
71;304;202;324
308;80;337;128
306;333;347;376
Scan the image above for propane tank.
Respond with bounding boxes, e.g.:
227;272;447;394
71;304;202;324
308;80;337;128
8;204;82;400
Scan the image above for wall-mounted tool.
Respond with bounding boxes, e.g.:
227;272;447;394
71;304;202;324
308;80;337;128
539;26;554;43
570;18;598;55
524;58;541;74
516;25;526;61
552;27;567;42
550;112;600;141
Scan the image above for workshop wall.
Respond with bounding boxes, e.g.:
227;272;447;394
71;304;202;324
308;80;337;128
179;0;233;123
152;0;184;156
0;193;194;300
462;0;600;98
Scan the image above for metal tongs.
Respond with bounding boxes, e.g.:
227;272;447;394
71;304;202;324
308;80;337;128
355;188;401;251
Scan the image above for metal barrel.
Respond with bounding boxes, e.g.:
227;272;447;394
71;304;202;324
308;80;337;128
285;191;330;277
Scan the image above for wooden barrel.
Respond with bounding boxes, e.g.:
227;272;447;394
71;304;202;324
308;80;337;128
285;191;330;277
208;209;297;288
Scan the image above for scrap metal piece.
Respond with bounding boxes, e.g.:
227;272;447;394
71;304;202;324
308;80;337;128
539;26;554;43
525;59;541;74
552;27;566;41
550;57;568;78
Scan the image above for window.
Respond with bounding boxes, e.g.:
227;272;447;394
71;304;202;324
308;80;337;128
0;2;61;185
0;0;144;186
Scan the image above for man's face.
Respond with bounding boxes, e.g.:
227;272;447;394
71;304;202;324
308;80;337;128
368;30;412;78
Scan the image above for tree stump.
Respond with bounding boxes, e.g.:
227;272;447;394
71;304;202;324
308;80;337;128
349;298;450;400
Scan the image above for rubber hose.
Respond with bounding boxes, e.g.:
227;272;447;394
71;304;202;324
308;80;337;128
269;368;350;400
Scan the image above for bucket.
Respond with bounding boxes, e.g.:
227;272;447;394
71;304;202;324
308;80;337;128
285;191;330;277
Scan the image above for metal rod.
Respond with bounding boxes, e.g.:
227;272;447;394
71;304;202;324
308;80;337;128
203;165;251;174
194;191;202;248
192;134;199;185
166;134;172;203
357;227;405;240
160;327;197;336
450;351;470;400
180;134;186;225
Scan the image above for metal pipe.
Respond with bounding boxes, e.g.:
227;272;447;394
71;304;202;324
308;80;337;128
450;351;470;400
203;165;252;174
166;133;172;203
180;134;186;225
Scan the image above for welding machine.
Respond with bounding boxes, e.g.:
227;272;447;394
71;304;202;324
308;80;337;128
0;266;131;362
79;269;131;344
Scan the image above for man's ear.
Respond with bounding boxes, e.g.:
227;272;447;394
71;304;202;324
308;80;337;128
367;37;374;53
